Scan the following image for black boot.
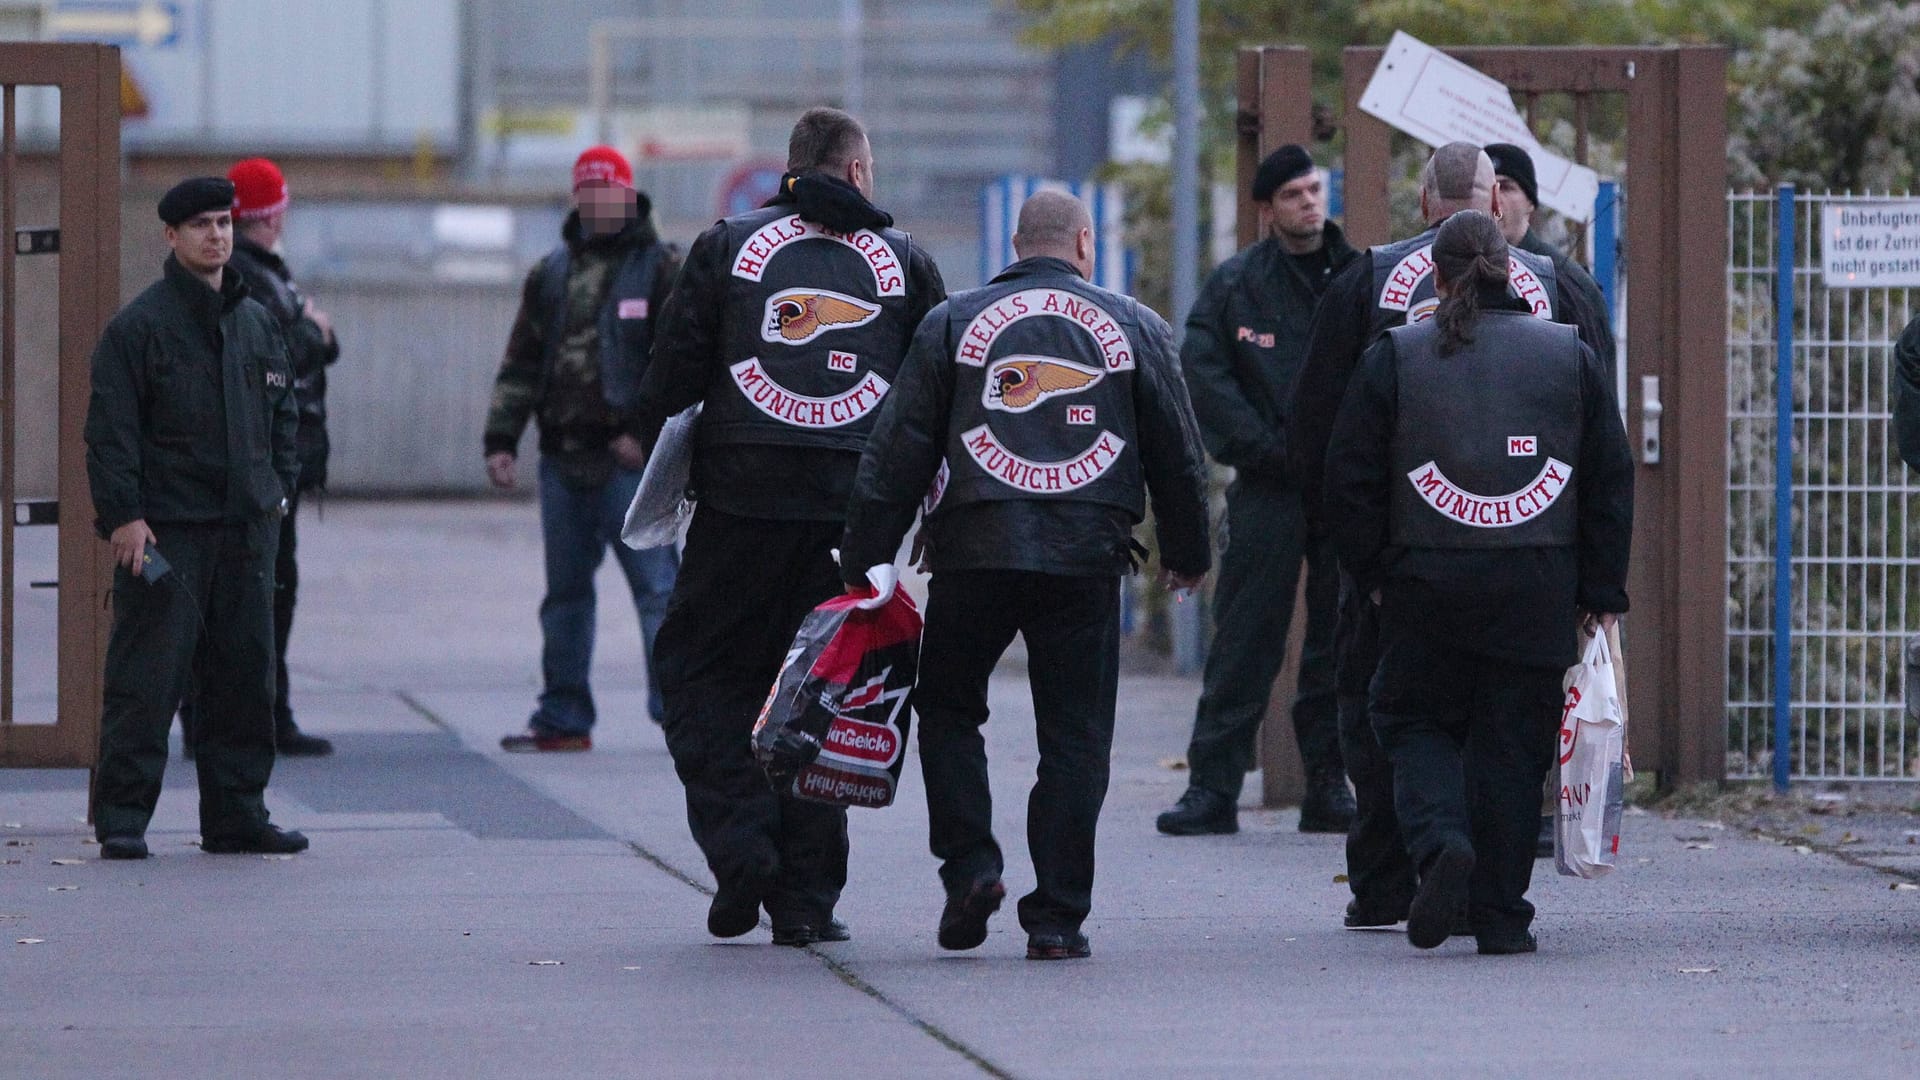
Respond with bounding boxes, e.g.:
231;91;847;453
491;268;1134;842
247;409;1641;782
1155;786;1237;836
277;723;334;757
1298;768;1357;834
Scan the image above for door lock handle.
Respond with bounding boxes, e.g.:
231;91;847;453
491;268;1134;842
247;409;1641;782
1640;375;1663;465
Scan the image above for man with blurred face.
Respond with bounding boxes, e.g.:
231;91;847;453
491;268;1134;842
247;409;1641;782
86;176;307;859
1158;145;1358;839
486;145;682;752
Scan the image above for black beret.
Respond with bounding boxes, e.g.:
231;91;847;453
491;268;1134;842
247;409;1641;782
158;177;235;227
1484;144;1539;210
1252;144;1315;203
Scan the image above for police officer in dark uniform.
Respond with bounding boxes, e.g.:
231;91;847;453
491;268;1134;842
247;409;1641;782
840;191;1211;960
87;177;308;860
1288;142;1612;930
1157;144;1358;837
1322;211;1634;953
635;108;945;945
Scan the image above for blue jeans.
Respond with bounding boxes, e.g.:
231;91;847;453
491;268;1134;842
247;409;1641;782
533;459;678;733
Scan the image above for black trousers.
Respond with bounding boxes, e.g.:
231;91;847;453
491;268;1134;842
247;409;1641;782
180;492;301;747
94;519;280;840
1369;617;1564;937
653;506;848;926
1334;574;1417;912
914;570;1120;935
1184;482;1341;799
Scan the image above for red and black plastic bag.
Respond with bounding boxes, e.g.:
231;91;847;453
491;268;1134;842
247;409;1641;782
752;590;922;809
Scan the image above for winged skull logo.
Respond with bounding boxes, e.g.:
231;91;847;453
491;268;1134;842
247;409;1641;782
984;355;1104;412
762;288;881;345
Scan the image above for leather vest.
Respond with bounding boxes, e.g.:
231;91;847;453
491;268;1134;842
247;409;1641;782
538;240;667;411
700;206;918;453
931;274;1144;517
1387;313;1583;549
1368;224;1558;339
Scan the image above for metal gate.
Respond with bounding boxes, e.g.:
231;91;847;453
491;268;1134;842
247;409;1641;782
1727;188;1920;785
0;44;121;771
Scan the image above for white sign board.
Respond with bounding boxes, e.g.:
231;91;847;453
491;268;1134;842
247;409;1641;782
1358;31;1601;222
1821;202;1920;288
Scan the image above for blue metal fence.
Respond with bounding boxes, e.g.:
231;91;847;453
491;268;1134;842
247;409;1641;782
1727;188;1920;785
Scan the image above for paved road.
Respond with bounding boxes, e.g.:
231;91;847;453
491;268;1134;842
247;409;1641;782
4;501;1917;1079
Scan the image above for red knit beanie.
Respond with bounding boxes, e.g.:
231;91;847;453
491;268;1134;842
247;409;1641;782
572;145;633;190
228;157;289;221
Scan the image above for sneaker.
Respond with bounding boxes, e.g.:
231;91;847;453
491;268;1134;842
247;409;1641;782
201;825;309;855
100;835;150;860
1477;930;1539;956
937;876;1007;951
277;728;335;757
771;919;851;947
1155;786;1237;836
1406;846;1474;950
1298;770;1357;834
1026;930;1091;960
500;729;591;753
1343;897;1410;929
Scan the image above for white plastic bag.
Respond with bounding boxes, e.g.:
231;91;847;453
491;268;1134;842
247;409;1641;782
621;405;699;550
1555;628;1627;879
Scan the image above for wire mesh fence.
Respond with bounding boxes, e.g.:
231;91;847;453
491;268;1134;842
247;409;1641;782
1727;190;1920;782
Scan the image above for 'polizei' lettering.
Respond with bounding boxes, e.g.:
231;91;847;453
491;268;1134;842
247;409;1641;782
730;214;906;296
729;358;890;428
1379;244;1554;320
955;288;1134;371
1406;458;1572;528
960;424;1127;494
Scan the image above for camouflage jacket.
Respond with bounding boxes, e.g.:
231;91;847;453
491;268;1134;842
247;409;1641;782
484;211;679;483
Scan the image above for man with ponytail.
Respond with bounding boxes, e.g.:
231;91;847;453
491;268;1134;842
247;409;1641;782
1320;211;1634;954
1287;143;1611;933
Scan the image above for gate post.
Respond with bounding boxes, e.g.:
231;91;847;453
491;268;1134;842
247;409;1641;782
0;43;120;773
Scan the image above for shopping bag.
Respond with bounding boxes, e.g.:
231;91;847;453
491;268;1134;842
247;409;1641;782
752;589;922;809
620;404;699;550
1555;627;1627;878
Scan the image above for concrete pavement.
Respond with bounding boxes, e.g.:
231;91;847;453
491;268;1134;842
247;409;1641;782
4;500;1917;1079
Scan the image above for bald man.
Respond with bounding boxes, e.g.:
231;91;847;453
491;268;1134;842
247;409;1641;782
841;190;1211;959
1287;142;1610;935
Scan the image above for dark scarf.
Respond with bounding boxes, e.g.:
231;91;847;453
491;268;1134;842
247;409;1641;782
767;171;893;233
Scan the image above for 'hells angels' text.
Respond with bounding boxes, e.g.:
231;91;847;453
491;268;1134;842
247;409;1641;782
956;288;1134;371
730;215;905;297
